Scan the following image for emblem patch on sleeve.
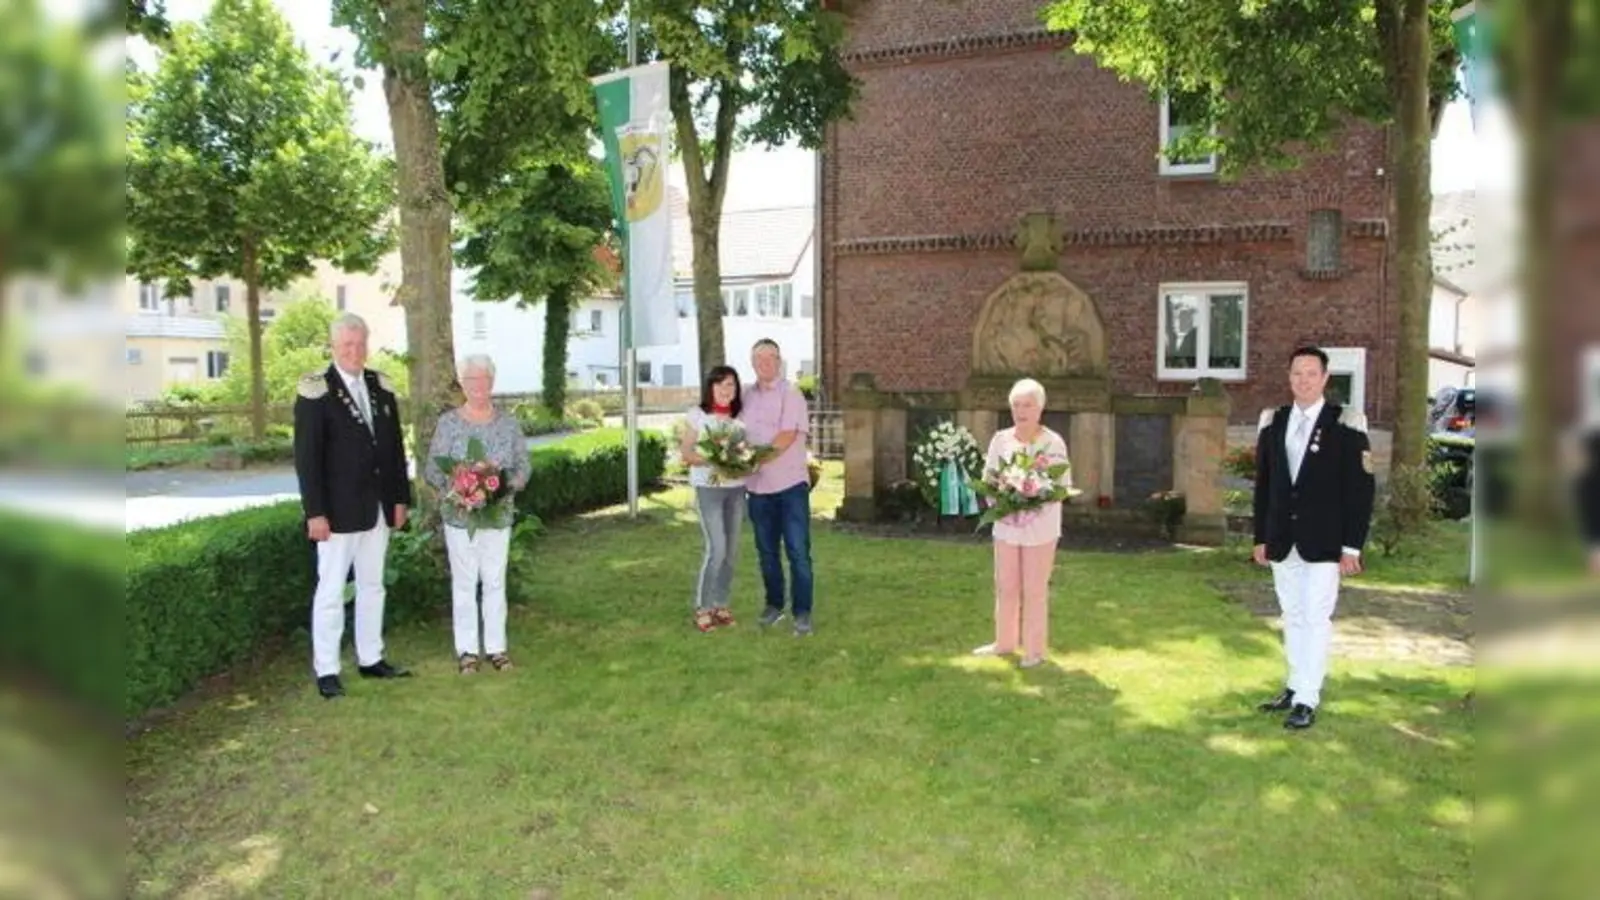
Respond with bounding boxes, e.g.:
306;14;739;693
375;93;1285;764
1361;450;1374;474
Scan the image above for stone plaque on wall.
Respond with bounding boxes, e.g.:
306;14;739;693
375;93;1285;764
1114;414;1173;507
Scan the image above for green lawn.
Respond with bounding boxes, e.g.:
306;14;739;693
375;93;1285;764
126;471;1472;898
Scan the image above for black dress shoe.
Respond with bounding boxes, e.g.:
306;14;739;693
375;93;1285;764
1257;688;1295;712
358;660;412;679
1284;703;1317;730
316;675;344;699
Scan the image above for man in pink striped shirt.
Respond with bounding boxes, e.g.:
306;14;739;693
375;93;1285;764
741;339;814;635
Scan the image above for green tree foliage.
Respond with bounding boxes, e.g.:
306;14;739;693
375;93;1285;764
435;1;622;418
0;0;122;342
636;0;857;376
125;0;394;440
1040;0;1463;474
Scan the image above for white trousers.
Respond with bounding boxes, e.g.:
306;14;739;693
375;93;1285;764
311;515;391;677
444;525;512;656
1270;547;1342;708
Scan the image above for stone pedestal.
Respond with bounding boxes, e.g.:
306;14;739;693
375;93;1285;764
1172;380;1231;544
1068;412;1114;504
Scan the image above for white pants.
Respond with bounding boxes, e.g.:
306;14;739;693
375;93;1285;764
444;525;512;656
1270;547;1342;708
311;515;391;677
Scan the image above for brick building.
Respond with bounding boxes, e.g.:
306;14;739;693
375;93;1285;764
819;0;1399;425
818;0;1403;533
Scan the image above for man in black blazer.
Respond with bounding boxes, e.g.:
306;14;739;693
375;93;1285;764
1252;346;1376;729
294;313;414;699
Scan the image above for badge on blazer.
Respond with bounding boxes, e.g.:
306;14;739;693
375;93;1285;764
1309;428;1322;454
1361;450;1374;473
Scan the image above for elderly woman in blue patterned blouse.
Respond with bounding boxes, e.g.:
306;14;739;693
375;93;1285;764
424;354;531;674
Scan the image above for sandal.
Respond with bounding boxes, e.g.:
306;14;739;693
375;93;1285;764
488;653;513;671
712;608;735;628
694;609;716;633
458;652;480;674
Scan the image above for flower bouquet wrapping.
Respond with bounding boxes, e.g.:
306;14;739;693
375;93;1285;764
969;445;1080;529
695;419;777;486
434;436;514;536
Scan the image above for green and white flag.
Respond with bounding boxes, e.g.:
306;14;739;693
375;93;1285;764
592;62;677;349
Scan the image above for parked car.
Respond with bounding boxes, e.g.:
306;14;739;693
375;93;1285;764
1427;386;1476;436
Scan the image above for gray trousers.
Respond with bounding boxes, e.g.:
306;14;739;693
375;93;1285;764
694;485;745;610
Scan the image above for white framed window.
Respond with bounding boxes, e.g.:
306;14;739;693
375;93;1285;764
1322;347;1368;414
1158;89;1217;176
138;282;162;311
258;308;276;322
675;291;693;318
590;309;603;333
472;311;487;339
663;364;684;387
205;350;230;379
214;285;231;313
126;347;143;365
637;360;653;384
336;285;348;311
800;293;815;318
753;283;792;318
729;288;749;317
1157;282;1247;381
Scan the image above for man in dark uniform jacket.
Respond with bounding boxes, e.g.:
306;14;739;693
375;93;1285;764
294;312;414;699
1577;427;1600;576
1252;346;1376;729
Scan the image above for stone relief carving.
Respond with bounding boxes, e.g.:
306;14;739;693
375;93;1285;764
971;272;1107;377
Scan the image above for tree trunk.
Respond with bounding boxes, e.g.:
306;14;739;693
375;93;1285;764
243;241;267;441
670;70;737;382
542;282;573;418
1385;0;1435;473
1512;0;1569;529
690;218;725;375
378;0;457;483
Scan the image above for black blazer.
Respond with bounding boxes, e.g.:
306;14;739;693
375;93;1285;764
1252;402;1376;563
293;365;412;534
1578;429;1600;547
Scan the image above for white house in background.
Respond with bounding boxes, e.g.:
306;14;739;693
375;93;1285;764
636;191;816;389
1429;190;1479;397
450;269;625;394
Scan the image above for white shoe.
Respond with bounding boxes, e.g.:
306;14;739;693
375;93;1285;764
1019;656;1046;669
972;643;1004;657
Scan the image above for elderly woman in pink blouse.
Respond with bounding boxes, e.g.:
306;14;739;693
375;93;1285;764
973;378;1072;668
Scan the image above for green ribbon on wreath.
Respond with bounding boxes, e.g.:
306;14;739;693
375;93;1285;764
938;459;981;517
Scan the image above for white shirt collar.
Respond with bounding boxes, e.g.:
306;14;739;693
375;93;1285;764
1293;398;1325;425
338;367;365;391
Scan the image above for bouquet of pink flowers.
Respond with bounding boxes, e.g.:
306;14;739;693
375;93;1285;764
696;419;777;486
434;437;514;536
969;445;1078;528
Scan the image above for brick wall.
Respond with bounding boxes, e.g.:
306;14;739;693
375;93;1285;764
821;0;1401;426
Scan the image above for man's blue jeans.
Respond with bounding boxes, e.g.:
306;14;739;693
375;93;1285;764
746;481;813;617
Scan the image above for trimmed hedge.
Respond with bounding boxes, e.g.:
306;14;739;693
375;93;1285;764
0;512;123;715
517;427;667;520
117;429;667;720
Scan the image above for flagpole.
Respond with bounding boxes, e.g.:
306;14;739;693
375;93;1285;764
624;4;640;518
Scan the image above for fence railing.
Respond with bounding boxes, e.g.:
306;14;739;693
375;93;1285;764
126;403;294;444
810;407;843;460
